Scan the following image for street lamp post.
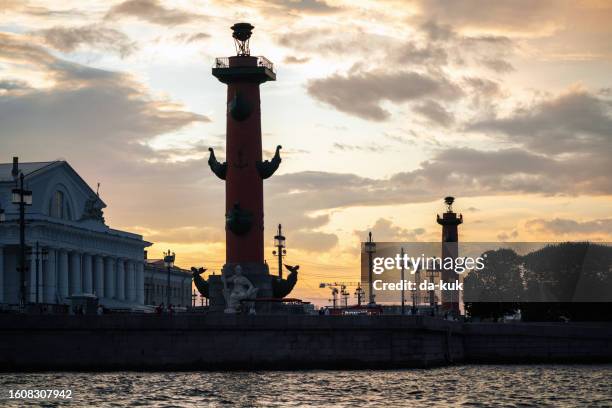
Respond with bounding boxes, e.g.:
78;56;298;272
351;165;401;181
163;250;175;308
364;231;376;305
330;287;338;309
341;285;349;308
12;172;32;309
272;224;286;278
354;284;365;306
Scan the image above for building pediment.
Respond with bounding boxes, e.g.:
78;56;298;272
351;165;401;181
1;161;108;231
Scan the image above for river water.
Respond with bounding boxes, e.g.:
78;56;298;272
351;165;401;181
1;365;611;407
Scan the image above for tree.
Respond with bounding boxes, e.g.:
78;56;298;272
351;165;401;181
464;248;523;320
521;242;612;321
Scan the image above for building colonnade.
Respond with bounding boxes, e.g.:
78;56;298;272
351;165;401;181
0;245;145;305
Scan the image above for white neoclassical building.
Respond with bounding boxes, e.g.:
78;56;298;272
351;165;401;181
144;258;192;307
0;158;151;309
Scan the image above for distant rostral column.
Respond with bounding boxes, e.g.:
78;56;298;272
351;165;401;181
206;23;284;309
436;196;463;317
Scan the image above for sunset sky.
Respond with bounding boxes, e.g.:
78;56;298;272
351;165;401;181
1;0;611;304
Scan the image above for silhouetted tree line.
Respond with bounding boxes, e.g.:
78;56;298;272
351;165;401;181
464;242;612;321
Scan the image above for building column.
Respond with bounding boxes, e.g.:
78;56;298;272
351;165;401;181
126;261;135;302
144;275;149;305
29;254;36;302
116;259;125;301
0;246;4;304
104;257;115;299
82;254;93;294
69;252;82;296
37;252;44;304
44;248;57;304
136;261;144;305
94;255;104;298
58;250;69;302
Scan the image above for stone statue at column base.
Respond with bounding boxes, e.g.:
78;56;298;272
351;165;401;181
221;265;258;314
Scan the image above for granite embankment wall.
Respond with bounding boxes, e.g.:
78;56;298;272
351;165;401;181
0;315;610;371
462;321;612;363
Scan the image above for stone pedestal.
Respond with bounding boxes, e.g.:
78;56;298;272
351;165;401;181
208;262;274;313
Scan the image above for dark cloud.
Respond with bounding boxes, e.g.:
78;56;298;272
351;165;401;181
307;70;463;121
277;27;453;69
480;57;514;73
151;141;222;162
0;86;207;146
209;0;341;22
394;42;449;66
0;33;123;85
266;145;610;220
34;24;137;57
277;19;514;64
174;32;210;43
240;0;341;16
497;230;519;241
0;33;209;164
469;88;612;157
354;218;426;242
0;31;216;233
462;76;503;108
272;0;341;14
0;79;31;91
105;0;206;26
277;28;390;56
292;20;515;122
332;143;389;153
413;100;454;126
463;77;501;97
525;218;612;235
460;34;514;48
455;35;515;74
283;55;310;64
417;0;560;34
392;147;610;196
265;172;382;238
1;1;86;17
420;20;455;42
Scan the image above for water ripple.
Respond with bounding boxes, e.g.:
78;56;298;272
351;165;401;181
1;365;611;407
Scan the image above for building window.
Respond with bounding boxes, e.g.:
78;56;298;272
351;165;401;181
49;190;71;220
50;191;63;218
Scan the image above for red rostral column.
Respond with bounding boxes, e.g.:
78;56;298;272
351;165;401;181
209;23;280;267
436;196;463;317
